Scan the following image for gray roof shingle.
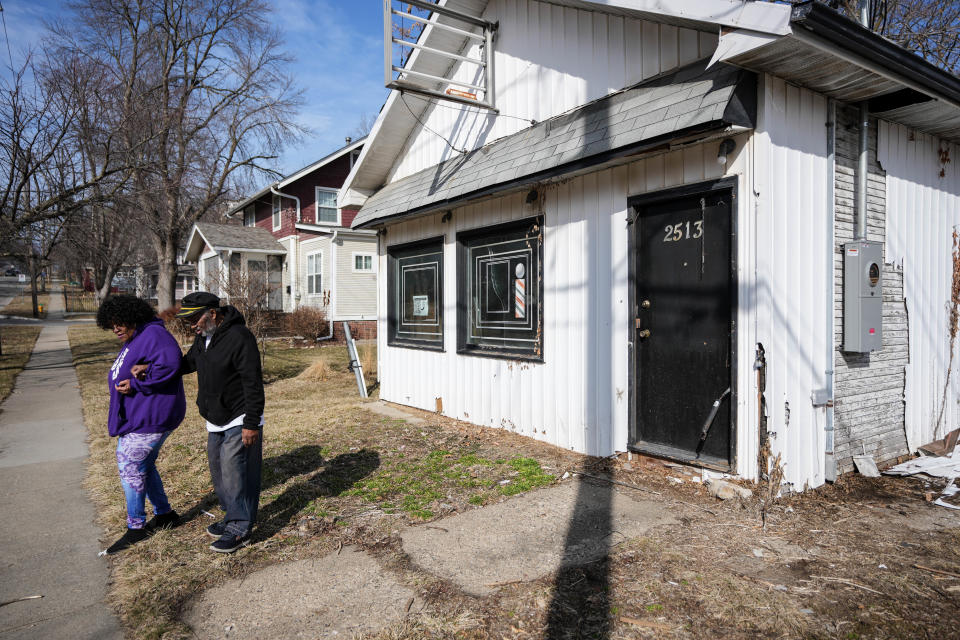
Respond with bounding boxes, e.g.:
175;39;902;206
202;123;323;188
353;60;755;229
195;223;287;253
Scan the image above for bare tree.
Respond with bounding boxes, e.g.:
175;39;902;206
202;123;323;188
53;0;304;310
806;1;960;73
353;112;377;139
0;55;127;267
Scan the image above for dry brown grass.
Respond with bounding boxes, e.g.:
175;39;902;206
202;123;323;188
67;325;566;639
297;358;333;381
1;290;49;318
0;325;42;403
67;324;960;640
359;342;377;378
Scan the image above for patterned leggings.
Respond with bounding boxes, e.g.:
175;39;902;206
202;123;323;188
116;431;172;529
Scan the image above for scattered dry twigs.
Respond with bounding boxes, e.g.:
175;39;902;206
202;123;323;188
914;564;960;580
811;575;884;595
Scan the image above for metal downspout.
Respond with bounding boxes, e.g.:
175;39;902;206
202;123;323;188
825;99;837;482
270;184;302;223
857;102;869;240
316;229;338;342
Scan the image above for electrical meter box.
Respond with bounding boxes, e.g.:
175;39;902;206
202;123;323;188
843;241;883;352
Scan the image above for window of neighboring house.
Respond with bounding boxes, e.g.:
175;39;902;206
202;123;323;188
315;187;339;225
243;205;255;227
457;217;543;360
352;252;374;273
272;195;282;230
387;237;443;350
306;251;323;296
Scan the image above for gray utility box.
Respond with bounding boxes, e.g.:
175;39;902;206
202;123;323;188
843;241;883;352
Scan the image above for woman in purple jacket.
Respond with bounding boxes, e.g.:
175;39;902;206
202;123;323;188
96;295;186;554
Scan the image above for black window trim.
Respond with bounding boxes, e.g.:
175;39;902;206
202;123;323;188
387;235;446;352
456;215;544;362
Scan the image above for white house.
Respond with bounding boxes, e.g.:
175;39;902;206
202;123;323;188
342;0;960;492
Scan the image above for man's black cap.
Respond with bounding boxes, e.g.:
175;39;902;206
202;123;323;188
176;291;220;318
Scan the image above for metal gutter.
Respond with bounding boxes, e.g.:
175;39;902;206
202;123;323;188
790;2;960;109
824;98;837;483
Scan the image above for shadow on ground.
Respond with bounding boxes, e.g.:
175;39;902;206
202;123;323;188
174;446;381;540
546;458;615;639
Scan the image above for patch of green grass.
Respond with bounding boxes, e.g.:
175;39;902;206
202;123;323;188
646;604;663;612
499;457;554;496
346;452;554;519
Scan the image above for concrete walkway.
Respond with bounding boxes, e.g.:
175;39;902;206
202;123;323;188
0;284;122;639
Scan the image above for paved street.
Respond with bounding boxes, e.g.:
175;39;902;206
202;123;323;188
0;283;122;639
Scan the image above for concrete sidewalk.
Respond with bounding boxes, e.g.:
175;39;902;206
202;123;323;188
0;284;122;639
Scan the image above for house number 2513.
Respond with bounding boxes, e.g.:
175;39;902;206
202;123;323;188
663;220;703;242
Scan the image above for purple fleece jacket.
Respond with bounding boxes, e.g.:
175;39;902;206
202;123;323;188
107;318;186;437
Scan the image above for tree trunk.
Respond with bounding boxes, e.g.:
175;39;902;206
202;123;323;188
29;255;39;318
94;264;116;307
154;238;178;311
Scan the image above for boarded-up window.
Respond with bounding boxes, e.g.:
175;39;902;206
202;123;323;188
457;217;542;360
388;238;443;350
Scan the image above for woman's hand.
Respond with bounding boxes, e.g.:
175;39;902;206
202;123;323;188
130;364;149;380
115;379;134;395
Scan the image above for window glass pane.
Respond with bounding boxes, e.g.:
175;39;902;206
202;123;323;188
458;217;542;359
316;189;338;224
307;253;321;294
272;196;281;228
388;239;443;349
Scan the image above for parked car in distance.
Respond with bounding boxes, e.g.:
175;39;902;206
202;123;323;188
4;267;19;276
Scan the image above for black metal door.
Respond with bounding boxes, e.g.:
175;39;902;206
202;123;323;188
632;185;733;466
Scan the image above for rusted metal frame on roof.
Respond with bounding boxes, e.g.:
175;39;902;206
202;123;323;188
387;82;499;112
394;10;486;39
384;0;497;112
395;38;486;66
392;66;486;92
403;0;494;30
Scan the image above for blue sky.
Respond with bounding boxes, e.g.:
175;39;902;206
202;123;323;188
0;0;390;176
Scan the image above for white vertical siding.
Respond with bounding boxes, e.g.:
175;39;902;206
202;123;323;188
388;0;719;183
754;75;830;491
878;121;960;449
378;137;751;464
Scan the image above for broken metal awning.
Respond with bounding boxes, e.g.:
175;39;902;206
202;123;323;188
353;60;756;229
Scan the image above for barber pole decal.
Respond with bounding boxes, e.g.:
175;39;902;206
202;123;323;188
515;278;526;318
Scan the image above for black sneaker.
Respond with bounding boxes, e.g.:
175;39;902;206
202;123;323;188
145;510;179;531
206;521;228;539
209;533;250;554
105;527;150;554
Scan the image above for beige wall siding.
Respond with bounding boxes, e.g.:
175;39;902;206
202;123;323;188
297;236;332;314
336;235;377;319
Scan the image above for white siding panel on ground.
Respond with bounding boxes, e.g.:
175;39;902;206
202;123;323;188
388;0;720;183
379;138;751;465
878;121;960;450
755;75;830;491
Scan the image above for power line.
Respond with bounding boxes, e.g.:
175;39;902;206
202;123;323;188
400;92;469;155
0;2;14;74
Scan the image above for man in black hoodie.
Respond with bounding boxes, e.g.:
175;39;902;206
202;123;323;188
173;291;264;553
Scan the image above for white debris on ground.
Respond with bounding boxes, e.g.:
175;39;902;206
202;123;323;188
884;441;960;509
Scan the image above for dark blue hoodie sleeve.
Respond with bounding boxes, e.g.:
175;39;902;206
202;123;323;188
129;325;183;396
